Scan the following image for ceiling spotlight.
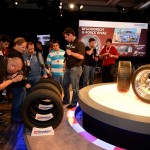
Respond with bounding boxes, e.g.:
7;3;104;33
60;2;62;6
69;3;75;9
15;1;18;5
59;5;62;9
79;5;83;10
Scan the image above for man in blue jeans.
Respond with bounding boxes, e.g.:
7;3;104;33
82;38;98;87
7;37;27;123
62;27;85;109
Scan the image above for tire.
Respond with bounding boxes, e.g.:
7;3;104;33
21;89;64;130
132;64;150;103
30;82;62;98
36;78;63;95
29;82;62;113
30;98;56;115
28;105;57;121
117;61;132;92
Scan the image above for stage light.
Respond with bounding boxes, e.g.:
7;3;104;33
60;2;62;6
69;3;75;9
15;1;18;5
79;4;83;10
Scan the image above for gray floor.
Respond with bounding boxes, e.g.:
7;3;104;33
25;106;104;150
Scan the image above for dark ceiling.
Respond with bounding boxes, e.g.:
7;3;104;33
0;0;150;14
0;0;149;35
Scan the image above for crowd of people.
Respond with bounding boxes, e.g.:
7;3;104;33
0;27;119;123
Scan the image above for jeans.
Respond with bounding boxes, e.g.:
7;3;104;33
52;76;64;86
82;65;96;87
62;66;82;106
11;87;26;122
102;64;115;83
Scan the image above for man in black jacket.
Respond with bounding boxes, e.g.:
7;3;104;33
7;37;27;123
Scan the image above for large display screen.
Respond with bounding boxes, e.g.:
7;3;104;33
79;20;148;57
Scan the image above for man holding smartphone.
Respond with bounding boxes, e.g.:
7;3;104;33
99;38;119;83
62;27;85;109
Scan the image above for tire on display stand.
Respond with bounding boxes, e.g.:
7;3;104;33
117;61;132;92
132;64;150;103
21;89;64;130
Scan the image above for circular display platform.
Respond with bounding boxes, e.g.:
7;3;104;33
79;83;150;149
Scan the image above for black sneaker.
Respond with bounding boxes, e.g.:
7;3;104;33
0;112;6;117
0;118;4;123
67;104;76;109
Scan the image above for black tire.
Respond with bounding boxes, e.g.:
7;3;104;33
29;82;62;112
30;82;62;98
36;78;63;95
117;61;132;92
30;98;55;115
132;64;150;103
28;105;57;121
21;89;64;130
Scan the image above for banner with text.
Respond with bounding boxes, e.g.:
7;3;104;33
79;20;148;57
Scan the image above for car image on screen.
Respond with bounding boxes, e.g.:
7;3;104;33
113;28;140;43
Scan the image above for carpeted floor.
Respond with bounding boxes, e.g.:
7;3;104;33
0;72;106;150
25;105;104;150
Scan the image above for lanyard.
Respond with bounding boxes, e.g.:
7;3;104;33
106;46;111;53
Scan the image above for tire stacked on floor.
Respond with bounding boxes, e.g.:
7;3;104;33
21;78;64;130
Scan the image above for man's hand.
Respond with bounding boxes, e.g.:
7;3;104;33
94;57;99;61
12;75;23;83
102;53;110;56
43;74;48;78
26;83;31;89
66;49;72;56
109;54;114;58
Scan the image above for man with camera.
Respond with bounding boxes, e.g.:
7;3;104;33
0;56;23;123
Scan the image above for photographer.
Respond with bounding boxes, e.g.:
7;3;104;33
0;56;23;123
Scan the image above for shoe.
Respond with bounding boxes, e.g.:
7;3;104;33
0;118;4;123
67;104;76;109
0;112;6;117
62;101;69;105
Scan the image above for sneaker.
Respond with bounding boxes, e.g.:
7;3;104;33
0;118;4;123
67;104;76;109
0;112;6;117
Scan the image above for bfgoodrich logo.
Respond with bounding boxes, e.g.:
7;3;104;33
31;127;54;136
35;113;53;121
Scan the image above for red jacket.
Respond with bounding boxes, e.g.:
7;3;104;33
100;46;118;66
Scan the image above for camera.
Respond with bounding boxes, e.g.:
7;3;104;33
18;70;27;81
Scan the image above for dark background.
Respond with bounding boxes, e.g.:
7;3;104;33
0;6;150;64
